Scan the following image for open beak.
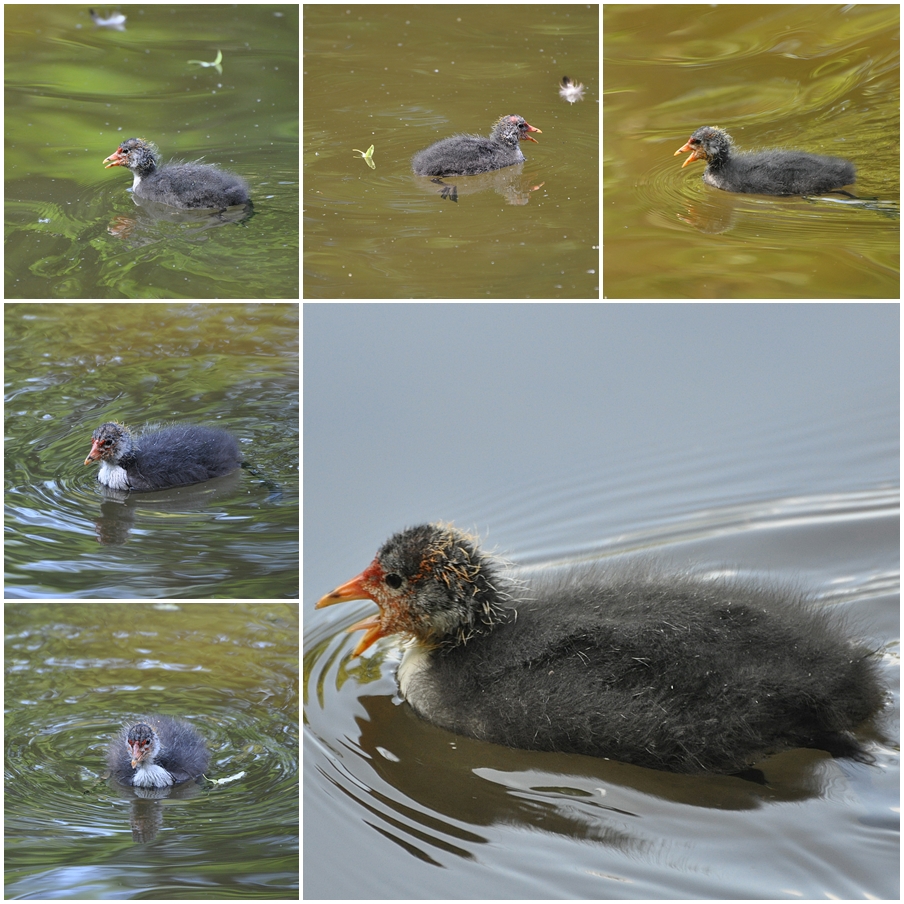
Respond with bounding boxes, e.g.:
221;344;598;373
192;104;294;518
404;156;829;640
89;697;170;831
316;573;385;656
103;149;127;168
522;124;542;144
674;140;706;168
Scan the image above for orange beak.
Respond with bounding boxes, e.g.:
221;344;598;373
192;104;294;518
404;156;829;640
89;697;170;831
103;148;127;168
674;140;706;168
84;438;105;465
316;573;385;656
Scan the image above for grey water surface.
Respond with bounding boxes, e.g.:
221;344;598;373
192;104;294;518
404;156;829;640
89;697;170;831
304;302;898;899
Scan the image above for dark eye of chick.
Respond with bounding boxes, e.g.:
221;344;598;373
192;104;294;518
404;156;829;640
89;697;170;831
385;574;403;589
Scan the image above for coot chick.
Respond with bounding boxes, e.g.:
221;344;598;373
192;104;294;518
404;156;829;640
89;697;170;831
84;421;241;491
317;524;885;774
107;716;209;788
674;126;856;195
412;115;542;176
103;138;250;209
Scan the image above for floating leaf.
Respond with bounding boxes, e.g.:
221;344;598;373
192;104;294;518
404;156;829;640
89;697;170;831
353;145;376;169
188;50;224;74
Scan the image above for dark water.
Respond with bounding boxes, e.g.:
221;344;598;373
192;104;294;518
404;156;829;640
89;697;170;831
5;603;298;898
4;302;299;599
303;303;899;899
604;4;899;299
303;4;599;299
5;5;298;299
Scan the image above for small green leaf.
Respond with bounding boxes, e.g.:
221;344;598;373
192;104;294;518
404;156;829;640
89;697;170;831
188;50;224;74
353;145;375;169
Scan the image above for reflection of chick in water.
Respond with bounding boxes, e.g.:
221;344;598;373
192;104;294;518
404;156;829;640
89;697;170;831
108;717;209;788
